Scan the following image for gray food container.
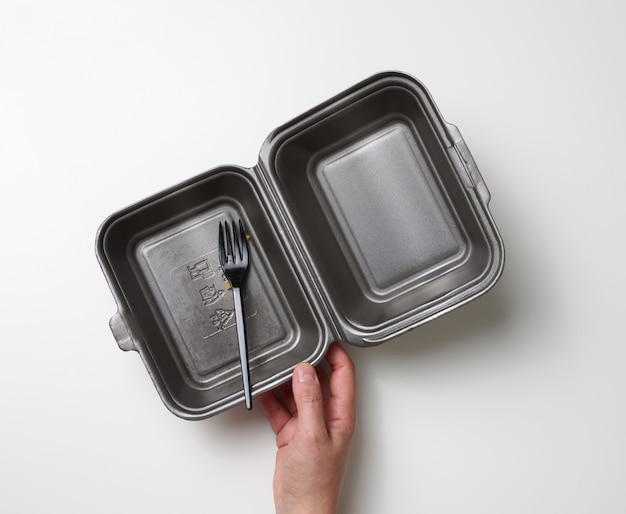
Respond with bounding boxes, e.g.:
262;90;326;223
96;71;504;419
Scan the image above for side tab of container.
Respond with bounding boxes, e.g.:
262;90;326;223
109;310;137;352
445;122;491;205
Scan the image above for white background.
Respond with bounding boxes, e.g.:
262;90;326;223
1;1;625;512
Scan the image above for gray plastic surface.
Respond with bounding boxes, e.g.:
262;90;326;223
96;168;329;418
96;71;504;419
260;73;504;344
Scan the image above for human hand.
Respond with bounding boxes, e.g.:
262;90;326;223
258;342;356;514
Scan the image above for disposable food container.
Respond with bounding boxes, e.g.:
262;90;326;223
96;72;504;419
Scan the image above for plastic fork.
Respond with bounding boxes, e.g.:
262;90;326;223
218;219;252;410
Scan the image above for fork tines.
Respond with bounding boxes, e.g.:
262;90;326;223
218;219;249;287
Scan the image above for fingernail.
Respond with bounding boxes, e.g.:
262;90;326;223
296;364;316;383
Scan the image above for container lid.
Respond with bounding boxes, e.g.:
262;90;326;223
258;72;504;345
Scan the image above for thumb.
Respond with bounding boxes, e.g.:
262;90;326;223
292;363;327;439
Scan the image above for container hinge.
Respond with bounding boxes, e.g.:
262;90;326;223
446;123;491;205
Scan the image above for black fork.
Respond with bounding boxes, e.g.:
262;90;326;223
218;219;252;410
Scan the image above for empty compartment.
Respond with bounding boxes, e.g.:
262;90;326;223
268;81;499;342
97;166;327;418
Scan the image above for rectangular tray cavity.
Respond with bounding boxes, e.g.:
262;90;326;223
97;167;328;418
264;75;503;344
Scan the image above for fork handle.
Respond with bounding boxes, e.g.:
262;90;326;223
232;287;252;410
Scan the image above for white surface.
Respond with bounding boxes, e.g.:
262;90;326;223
1;1;625;512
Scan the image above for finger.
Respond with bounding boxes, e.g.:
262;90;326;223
273;379;297;416
315;363;334;427
316;361;331;402
326;342;356;401
257;390;291;436
291;362;328;440
325;342;357;436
